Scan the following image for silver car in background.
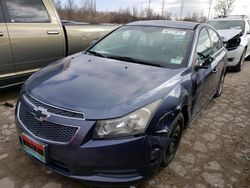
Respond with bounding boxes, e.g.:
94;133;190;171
207;15;250;72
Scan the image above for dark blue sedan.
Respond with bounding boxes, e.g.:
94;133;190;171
15;20;227;186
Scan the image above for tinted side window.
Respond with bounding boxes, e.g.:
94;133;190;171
197;28;212;63
0;3;4;23
4;0;50;23
208;28;222;54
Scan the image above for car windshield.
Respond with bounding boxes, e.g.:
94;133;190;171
207;20;245;30
88;26;193;68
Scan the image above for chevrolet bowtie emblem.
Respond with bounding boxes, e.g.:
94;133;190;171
32;106;50;122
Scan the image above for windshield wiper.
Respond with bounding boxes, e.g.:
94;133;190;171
87;51;106;58
106;55;165;68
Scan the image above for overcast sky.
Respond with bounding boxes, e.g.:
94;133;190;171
62;0;250;18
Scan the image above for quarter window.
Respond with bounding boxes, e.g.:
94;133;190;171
208;28;222;54
4;0;50;23
196;28;212;64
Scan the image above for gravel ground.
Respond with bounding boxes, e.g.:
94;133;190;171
0;62;249;188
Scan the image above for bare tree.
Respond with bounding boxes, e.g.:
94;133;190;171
208;0;213;18
145;0;153;18
180;0;184;19
214;0;235;17
52;0;62;11
81;0;96;15
148;0;152;9
132;6;138;18
65;0;75;19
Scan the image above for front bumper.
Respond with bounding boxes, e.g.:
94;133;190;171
227;46;244;67
15;95;167;186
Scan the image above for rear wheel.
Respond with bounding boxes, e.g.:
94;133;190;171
233;50;246;72
161;114;184;167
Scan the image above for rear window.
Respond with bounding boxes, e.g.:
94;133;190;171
4;0;50;23
207;20;245;30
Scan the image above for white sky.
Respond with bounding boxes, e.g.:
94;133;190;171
64;0;250;18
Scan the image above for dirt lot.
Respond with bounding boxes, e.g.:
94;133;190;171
0;62;250;188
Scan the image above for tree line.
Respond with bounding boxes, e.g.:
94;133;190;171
52;0;236;24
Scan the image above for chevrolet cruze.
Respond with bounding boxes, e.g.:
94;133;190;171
15;21;227;186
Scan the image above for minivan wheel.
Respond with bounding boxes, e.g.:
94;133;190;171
161;114;183;167
234;50;246;72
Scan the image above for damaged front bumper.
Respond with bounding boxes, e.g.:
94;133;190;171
227;46;245;67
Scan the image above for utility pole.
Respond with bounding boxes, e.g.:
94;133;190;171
208;0;213;19
161;0;166;17
180;0;184;20
148;0;152;10
140;0;143;18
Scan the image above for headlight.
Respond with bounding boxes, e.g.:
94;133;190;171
93;100;161;139
226;36;241;50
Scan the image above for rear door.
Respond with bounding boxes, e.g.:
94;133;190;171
2;0;65;73
0;1;15;80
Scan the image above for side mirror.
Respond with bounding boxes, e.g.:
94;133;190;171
195;56;214;70
195;63;209;70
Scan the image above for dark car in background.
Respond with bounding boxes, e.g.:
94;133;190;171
15;20;227;186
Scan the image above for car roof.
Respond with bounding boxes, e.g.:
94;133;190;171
126;20;200;30
208;18;246;21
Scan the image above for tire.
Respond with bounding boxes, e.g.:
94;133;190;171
233;50;246;72
214;74;225;98
161;114;184;167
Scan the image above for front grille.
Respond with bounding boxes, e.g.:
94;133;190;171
19;104;79;143
24;94;84;119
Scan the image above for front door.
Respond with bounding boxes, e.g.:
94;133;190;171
0;1;15;82
208;27;227;89
2;0;65;73
192;27;216;118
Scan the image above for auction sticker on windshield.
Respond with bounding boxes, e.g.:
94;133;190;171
162;29;187;36
21;133;47;163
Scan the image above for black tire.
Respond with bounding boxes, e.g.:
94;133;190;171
161;114;184;167
233;50;246;72
214;74;225;98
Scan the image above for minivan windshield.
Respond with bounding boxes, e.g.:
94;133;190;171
207;20;245;30
88;26;193;68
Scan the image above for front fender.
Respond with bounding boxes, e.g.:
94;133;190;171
147;83;191;135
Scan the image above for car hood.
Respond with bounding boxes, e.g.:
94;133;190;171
25;54;184;119
217;29;242;42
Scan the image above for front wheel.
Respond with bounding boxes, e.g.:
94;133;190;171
233;50;246;72
161;114;184;167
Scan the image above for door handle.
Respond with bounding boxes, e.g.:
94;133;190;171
0;32;4;37
47;30;59;35
212;68;217;73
